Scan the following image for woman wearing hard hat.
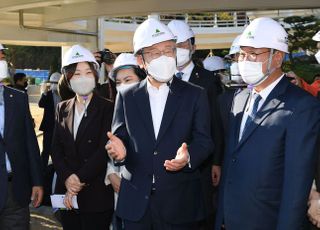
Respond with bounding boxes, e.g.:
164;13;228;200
51;44;114;230
215;17;320;230
105;18;213;229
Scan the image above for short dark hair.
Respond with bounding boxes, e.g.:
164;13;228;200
190;37;195;45
13;72;26;84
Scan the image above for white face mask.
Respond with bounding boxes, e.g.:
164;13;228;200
146;55;176;83
70;76;95;96
116;82;139;93
238;60;272;86
176;48;191;67
315;50;320;64
0;60;8;81
230;62;242;83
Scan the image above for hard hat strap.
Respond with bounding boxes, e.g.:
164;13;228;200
253;48;275;86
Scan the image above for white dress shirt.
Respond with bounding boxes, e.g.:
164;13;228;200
239;75;284;140
0;87;12;173
147;80;170;139
73;100;90;140
175;61;195;82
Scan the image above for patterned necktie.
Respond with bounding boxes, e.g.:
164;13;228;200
176;72;184;80
241;94;262;139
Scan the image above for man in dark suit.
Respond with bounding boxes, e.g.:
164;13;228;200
39;72;61;167
168;19;223;229
215;17;320;230
106;18;213;229
0;79;43;229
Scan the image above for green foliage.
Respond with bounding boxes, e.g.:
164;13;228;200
5;45;61;73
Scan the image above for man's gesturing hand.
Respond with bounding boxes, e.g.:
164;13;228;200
106;132;126;161
164;143;189;171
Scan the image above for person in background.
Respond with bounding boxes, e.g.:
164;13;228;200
51;44;114;230
105;52;146;230
168;19;224;229
13;72;28;93
203;55;228;88
38;72;62;168
0;54;43;229
215;17;320;230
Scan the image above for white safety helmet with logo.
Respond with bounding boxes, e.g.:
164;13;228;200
167;20;195;43
237;17;288;86
109;53;138;81
203;56;225;72
133;18;175;54
238;17;288;53
61;44;99;72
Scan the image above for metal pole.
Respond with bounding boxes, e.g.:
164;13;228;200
97;17;106;84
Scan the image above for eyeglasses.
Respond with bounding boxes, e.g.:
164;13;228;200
238;50;270;61
142;47;176;60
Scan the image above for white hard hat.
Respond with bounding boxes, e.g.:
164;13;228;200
228;35;241;55
313;31;320;42
110;53;138;81
203;56;225;72
0;44;7;50
133;18;175;54
167;20;195;43
61;44;99;71
238;17;289;53
49;72;61;83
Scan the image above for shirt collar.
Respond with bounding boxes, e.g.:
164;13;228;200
253;74;284;100
175;61;194;76
146;77;171;91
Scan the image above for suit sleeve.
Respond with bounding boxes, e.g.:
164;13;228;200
276;103;320;230
187;89;214;170
75;103;113;183
51;104;74;183
38;92;48;108
24;94;43;186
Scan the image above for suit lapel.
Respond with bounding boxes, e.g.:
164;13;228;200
64;97;75;139
75;94;99;143
4;87;15;139
133;79;156;143
236;78;288;150
156;77;183;145
189;66;201;85
230;89;250;148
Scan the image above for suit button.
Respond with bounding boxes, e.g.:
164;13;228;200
145;195;149;200
84;159;88;163
153;151;158;155
88;140;92;143
232;158;236;162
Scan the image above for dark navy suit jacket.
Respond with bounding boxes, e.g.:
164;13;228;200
0;86;43;211
113;77;213;224
215;77;320;230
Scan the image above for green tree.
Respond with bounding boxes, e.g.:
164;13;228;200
283;15;320;64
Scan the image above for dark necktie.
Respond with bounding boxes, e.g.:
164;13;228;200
176;72;184;80
241;94;262;139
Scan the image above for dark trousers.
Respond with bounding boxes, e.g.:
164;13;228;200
124;192;201;230
60;209;113;230
41;131;53;168
0;181;30;230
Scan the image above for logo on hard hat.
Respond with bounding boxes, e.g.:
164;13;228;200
152;29;165;38
72;52;84;59
246;31;254;39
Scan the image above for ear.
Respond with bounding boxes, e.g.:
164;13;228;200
272;51;284;68
191;44;196;55
136;55;146;69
